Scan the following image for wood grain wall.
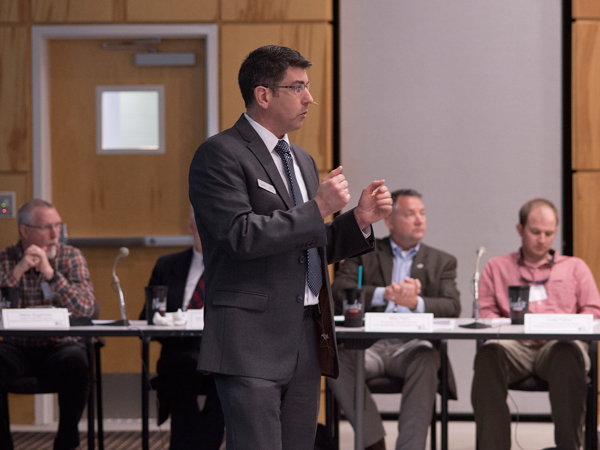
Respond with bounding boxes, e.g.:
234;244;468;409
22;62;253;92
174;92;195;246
0;0;333;424
573;0;600;420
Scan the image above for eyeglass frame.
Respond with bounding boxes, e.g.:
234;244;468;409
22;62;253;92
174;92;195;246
23;222;64;233
517;248;555;285
258;82;311;95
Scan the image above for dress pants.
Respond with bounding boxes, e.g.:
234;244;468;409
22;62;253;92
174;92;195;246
471;339;589;450
328;339;440;450
214;314;321;450
156;342;224;450
0;342;90;450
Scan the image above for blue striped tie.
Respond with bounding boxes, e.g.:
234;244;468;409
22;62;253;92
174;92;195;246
274;140;323;297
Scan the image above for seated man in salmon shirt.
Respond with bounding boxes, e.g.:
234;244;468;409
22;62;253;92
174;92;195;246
471;198;600;450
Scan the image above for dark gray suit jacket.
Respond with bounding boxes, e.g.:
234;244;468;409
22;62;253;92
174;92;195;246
189;114;374;380
332;237;461;398
332;238;461;317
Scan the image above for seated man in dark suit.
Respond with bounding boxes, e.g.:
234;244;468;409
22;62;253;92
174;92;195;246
329;189;461;450
140;208;224;450
0;199;96;450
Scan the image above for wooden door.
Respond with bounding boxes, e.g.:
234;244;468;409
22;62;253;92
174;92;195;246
49;38;207;372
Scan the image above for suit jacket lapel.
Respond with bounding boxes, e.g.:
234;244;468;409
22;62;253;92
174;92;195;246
168;248;194;311
379;238;394;286
411;244;427;285
234;115;295;209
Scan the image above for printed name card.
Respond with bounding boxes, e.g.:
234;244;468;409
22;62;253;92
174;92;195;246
186;309;204;330
365;313;433;332
524;313;594;334
2;308;70;329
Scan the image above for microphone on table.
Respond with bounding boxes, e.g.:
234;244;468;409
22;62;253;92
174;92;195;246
460;246;491;329
107;247;130;326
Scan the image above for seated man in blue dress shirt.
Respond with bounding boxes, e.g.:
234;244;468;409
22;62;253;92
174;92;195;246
329;189;461;450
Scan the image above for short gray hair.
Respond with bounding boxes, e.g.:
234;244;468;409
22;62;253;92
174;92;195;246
391;189;422;209
18;199;54;227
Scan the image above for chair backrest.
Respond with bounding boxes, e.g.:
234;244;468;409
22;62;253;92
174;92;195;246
366;376;404;394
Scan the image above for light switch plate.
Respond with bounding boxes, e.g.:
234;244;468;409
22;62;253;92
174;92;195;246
0;192;16;219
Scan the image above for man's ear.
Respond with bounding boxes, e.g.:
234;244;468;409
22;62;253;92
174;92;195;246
19;224;29;240
516;223;523;238
254;85;271;110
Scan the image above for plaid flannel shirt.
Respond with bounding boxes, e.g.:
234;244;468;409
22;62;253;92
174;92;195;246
0;242;95;347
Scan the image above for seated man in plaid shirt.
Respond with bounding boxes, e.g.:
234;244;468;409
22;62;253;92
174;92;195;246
0;199;96;450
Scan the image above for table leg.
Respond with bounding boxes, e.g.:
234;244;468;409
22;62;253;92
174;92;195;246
355;348;365;450
440;340;448;450
142;337;150;450
86;337;95;450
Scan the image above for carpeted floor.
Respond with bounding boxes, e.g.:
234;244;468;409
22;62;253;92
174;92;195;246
12;431;171;450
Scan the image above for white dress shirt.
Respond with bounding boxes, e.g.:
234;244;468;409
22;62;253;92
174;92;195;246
183;247;205;310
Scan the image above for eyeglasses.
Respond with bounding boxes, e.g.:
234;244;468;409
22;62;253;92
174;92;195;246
24;222;63;233
518;249;555;285
261;82;311;95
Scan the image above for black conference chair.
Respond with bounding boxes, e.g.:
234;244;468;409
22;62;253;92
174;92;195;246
475;340;598;450
325;340;451;450
0;302;105;450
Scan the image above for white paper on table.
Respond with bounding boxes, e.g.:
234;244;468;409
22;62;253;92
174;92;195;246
186;309;204;330
433;318;456;330
365;312;433;332
2;308;70;329
524;313;593;334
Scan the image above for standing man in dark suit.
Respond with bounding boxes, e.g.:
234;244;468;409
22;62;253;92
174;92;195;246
188;45;393;450
330;189;461;450
141;208;224;450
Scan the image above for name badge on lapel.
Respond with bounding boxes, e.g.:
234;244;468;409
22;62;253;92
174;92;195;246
258;179;276;194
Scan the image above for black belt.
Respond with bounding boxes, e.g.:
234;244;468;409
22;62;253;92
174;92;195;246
304;304;321;318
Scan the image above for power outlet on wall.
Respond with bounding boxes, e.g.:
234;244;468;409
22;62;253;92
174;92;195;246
0;192;16;219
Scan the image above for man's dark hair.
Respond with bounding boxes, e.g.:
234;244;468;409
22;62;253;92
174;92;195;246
519;198;559;227
391;189;422;207
238;45;312;108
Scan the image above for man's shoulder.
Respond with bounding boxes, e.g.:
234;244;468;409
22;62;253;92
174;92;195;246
56;243;87;261
418;243;457;262
0;243;19;256
483;252;518;272
156;248;194;267
555;253;592;271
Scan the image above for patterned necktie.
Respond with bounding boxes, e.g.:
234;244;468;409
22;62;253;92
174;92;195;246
189;276;204;309
274;140;323;297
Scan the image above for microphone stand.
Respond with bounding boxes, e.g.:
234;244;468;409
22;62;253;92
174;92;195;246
106;249;130;326
460;248;491;329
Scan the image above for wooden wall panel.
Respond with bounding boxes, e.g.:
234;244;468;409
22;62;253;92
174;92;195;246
31;0;119;23
573;21;600;169
221;24;333;170
222;0;332;22
573;172;600;289
0;26;31;173
574;0;600;19
0;173;30;250
8;394;35;424
0;0;28;22
126;0;218;23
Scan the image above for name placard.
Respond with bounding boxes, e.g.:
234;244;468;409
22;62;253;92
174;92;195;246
186;309;204;330
524;313;594;334
365;313;433;332
2;308;70;329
